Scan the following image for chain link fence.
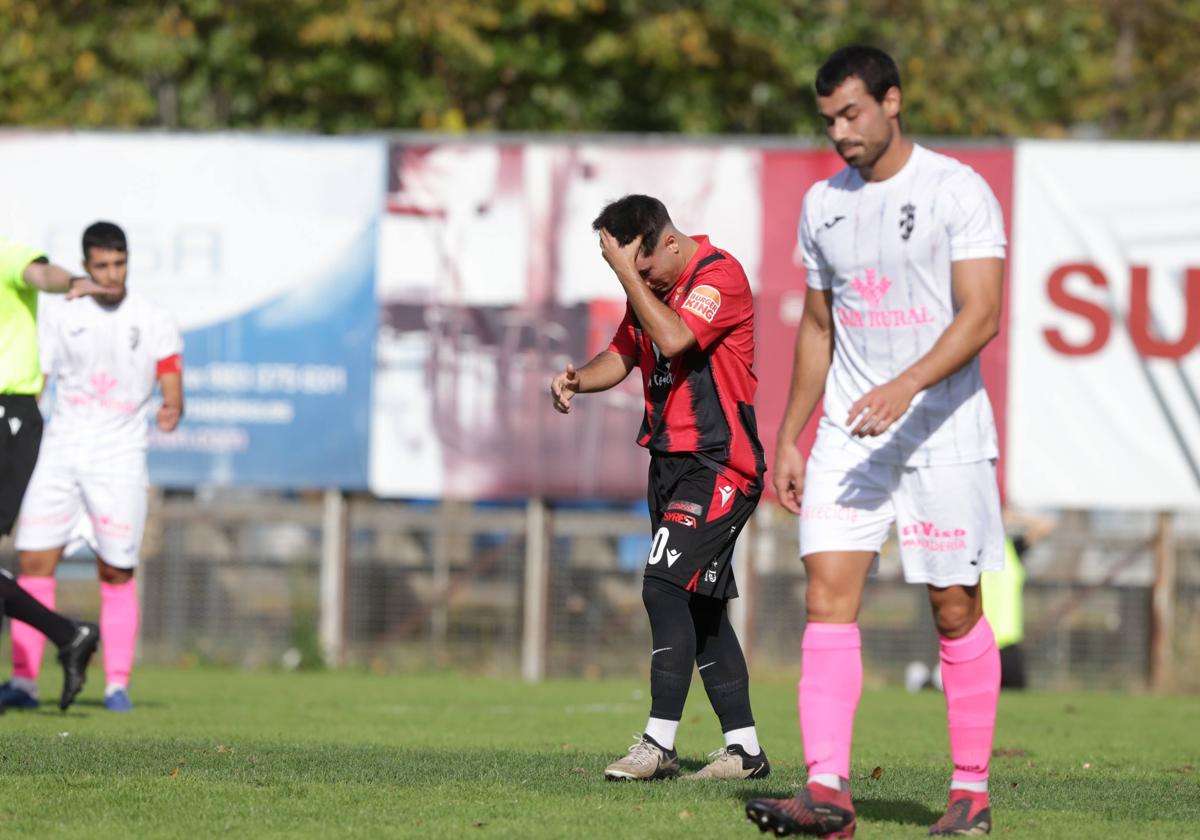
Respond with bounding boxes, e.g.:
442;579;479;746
2;493;1195;692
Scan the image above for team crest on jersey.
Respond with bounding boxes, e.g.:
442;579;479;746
681;285;721;323
900;203;916;241
129;326;140;350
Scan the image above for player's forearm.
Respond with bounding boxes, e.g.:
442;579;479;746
22;262;76;293
160;373;185;413
617;270;693;357
896;304;999;394
575;350;633;393
777;319;832;445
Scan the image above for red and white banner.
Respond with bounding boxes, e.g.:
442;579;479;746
370;141;1015;501
1008;141;1200;509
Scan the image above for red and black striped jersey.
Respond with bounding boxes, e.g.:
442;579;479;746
608;236;765;495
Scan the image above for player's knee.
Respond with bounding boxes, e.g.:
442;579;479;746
932;601;980;638
97;560;134;585
18;551;60;577
804;582;861;623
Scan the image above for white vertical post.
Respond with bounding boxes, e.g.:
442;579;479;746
319;489;349;668
522;497;550;682
1151;510;1177;693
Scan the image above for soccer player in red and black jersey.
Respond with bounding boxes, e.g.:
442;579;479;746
550;195;769;782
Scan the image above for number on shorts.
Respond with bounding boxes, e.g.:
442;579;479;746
647;527;670;565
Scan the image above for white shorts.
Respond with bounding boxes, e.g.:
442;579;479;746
14;453;147;569
799;439;1004;587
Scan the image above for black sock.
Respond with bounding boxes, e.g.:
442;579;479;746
0;570;76;648
642;577;696;723
691;594;755;732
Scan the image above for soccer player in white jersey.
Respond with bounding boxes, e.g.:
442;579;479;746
1;222;183;713
746;46;1005;838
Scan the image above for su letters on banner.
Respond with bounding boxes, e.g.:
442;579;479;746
1044;263;1200;360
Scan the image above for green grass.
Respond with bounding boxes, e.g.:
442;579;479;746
0;668;1196;838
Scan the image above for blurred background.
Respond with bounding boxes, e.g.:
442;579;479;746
1;0;1198;692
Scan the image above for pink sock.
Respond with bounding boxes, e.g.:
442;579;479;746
799;622;862;781
100;580;139;688
940;616;1000;784
11;576;56;681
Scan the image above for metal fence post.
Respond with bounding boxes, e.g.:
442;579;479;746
1151;510;1177;693
319;488;349;668
522;497;550;682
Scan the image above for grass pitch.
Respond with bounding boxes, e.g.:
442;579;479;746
0;668;1195;838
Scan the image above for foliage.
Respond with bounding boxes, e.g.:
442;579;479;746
0;0;1196;137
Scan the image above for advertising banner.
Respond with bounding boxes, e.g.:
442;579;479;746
371;142;763;499
372;141;1015;501
1009;141;1200;509
0;134;384;488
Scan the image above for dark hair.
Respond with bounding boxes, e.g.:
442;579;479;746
82;221;127;257
592;195;671;257
816;45;901;102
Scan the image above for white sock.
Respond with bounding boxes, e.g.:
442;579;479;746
105;682;127;698
724;726;761;756
950;779;989;793
644;717;679;750
9;676;38;697
809;773;843;790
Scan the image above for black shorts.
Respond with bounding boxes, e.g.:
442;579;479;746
0;395;44;537
643;453;759;600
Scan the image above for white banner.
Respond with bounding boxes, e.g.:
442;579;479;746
0;132;384;487
1009;141;1200;509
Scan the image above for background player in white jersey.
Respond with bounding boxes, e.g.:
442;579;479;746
1;222;183;713
746;46;1006;838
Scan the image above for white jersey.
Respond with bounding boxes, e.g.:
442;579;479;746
796;143;1006;466
38;290;183;468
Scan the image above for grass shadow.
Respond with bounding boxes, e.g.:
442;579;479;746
729;789;939;828
855;798;940;826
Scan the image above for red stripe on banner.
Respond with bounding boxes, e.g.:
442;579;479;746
951;147;1013;503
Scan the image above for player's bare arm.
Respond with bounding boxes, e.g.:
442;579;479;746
21;260;107;299
847;257;1004;437
550;350;635;414
157;370;184;432
598;230;697;358
774;287;835;513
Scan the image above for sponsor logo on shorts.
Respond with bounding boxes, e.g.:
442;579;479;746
900;519;968;553
800;504;860;523
704;569;718;583
681;285;722;323
91;514;133;539
661;511;697;528
667;501;703;515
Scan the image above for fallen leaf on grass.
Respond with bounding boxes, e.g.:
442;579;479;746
216;744;230;754
870;766;883;780
168;768;179;777
679;810;692;819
